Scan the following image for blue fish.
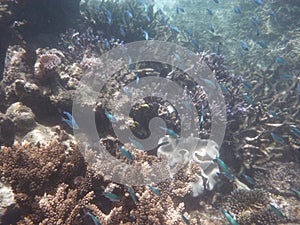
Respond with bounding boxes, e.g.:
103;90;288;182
243;94;253;104
202;78;216;88
103;192;120;202
215;158;233;178
176;7;185;14
240;41;249;51
105;8;112;25
105;109;117;122
145;15;151;22
218;171;234;181
254;0;263;5
280;74;294;79
147;185;162;196
271;132;285;143
135;73;140;84
184;29;193;36
207;8;213;15
257;40;268;48
214;0;219;3
144;3;148;12
234;7;241;14
118;145;134;161
142;29;149;40
251;17;261;26
242;81;253;90
241;173;255;184
289;125;300;137
125;10;133;18
168;25;181;33
121;87;132;97
86;212;102;225
191;39;200;49
127;187;140;204
104;38;110;49
120;27;126;37
276;56;286;64
62;111;79;129
270;12;276;17
269;204;285;218
160;126;179;139
129;137;144;150
220;208;239;225
200;102;205;129
180;213;191;225
269;111;280;119
220;85;228;93
209;25;215;32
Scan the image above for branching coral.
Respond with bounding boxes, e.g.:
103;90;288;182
0;140;86;220
221;189;287;225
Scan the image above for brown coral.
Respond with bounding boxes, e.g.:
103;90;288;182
0;140;86;220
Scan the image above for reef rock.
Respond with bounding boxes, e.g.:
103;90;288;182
0;113;15;146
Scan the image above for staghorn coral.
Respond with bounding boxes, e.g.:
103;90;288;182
0;140;86;220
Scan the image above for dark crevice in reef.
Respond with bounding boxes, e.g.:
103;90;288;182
0;0;81;80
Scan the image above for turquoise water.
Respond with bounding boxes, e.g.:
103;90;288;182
0;0;299;224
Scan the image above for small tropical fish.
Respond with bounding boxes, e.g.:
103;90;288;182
125;10;133;18
218;171;234;181
240;41;249;51
251;17;261;26
103;192;120;202
200;102;205;129
121;87;132;97
184;29;193;36
86;212;102;225
104;38;110;49
176;7;185;14
62;111;79;129
105;109;117;122
209;25;215;32
105;9;113;25
215;158;232;177
127;187;140;204
239;50;245;57
271;132;285;143
291;187;300;198
145;15;151;22
129;137;144;150
269;204;285;218
242;81;253;90
160;126;179;139
202;78;216;88
269;111;280;119
220;208;239;225
241;173;255;184
191;39;200;49
118;145;134;161
142;29;149;40
243;94;253;104
257;40;267;48
180;213;191;225
168;25;181;33
233;7;241;14
220;84;228;93
120;27;126;37
143;3;148;12
254;0;263;5
270;12;276;17
147;185;162;196
174;53;181;61
276;56;286;64
207;8;213;15
135;73;140;84
289;125;300;137
214;0;219;3
279;74;294;79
